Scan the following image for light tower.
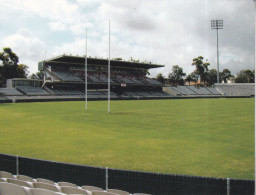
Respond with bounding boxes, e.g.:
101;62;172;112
211;19;223;83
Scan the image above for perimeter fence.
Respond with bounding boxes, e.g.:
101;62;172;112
0;153;254;195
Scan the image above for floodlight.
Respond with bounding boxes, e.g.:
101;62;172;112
211;20;224;83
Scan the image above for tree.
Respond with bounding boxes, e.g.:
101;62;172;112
235;69;255;83
185;71;198;86
0;47;28;87
168;65;186;85
220;69;233;83
30;71;44;80
0;47;19;66
155;73;166;84
17;64;29;78
205;69;217;86
192;56;210;85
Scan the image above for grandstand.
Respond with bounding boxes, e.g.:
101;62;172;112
215;83;255;96
39;55;164;97
0;55;254;102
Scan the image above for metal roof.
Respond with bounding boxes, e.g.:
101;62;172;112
40;55;164;69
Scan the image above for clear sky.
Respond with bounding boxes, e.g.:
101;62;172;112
0;0;254;77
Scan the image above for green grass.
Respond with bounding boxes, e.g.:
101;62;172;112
0;98;254;179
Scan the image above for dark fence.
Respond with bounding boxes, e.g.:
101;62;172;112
0;153;254;195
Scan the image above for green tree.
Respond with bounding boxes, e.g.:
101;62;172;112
0;47;19;66
205;69;217;86
168;65;186;85
185;71;198;86
30;71;44;80
17;64;29;78
220;69;233;83
235;69;255;83
0;47;28;87
192;56;210;85
155;73;166;84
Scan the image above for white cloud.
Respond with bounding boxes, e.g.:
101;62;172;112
0;0;254;78
49;22;67;31
0;29;46;74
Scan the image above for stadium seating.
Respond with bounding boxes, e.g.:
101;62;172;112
30;188;65;195
33;182;60;192
16;86;49;96
60;186;91;194
206;87;221;95
144;78;162;85
92;191;117;195
0;182;30;195
36;178;55;185
0;171;15;178
16;175;34;182
177;86;197;95
6;178;33;188
53;71;82;82
57;181;77;187
0;88;23;96
107;189;130;195
0;171;152;195
88;75;102;83
82;186;104;191
215;84;255;96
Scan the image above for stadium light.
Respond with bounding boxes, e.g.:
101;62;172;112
211;19;223;83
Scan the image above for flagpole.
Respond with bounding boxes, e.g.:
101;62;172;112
108;20;111;113
85;28;88;110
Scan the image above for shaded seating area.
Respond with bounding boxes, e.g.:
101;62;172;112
0;88;23;96
53;71;82;82
16;86;49;96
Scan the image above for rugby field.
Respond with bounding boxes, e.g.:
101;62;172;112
0;98;254;179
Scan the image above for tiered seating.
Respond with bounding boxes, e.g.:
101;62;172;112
117;77;134;84
123;91;137;97
215;84;255;96
166;87;184;96
186;86;211;95
0;88;23;96
130;78;144;85
135;91;152;96
96;74;114;83
149;91;169;97
88;75;102;83
0;171;151;195
177;86;197;95
100;91;118;97
144;78;162;85
206;87;221;95
53;71;82;82
16;86;49;96
58;89;84;95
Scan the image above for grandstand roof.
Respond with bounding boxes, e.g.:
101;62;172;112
40;55;164;69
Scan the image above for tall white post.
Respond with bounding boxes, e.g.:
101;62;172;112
216;28;220;83
108;20;111;113
254;2;256;195
85;28;88;110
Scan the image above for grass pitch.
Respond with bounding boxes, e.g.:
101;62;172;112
0;98;254;179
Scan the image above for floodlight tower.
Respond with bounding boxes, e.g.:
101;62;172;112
211;19;223;83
